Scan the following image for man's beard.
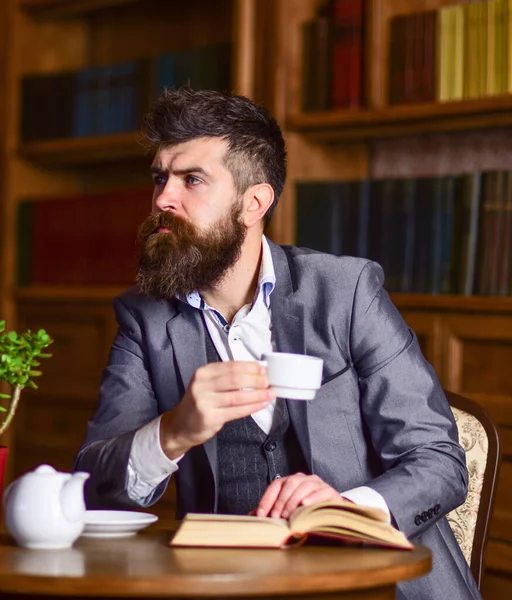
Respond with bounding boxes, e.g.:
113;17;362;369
136;200;247;300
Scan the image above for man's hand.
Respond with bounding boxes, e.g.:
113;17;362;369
160;361;274;459
256;473;341;519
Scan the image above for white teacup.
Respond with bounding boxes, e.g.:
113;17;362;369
259;352;323;400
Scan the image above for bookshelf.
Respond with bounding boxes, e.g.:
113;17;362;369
266;0;512;595
19;132;146;165
1;0;512;594
0;0;258;521
287;95;512;141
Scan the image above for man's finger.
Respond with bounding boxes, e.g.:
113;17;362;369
268;475;308;518
279;480;321;518
216;388;275;408
256;478;286;517
196;360;265;382
217;398;273;423
210;372;269;393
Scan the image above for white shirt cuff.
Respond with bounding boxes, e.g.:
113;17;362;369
341;486;391;523
126;415;182;503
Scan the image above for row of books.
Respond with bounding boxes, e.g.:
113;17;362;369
390;0;512;105
17;190;152;286
20;42;231;143
296;171;512;296
439;0;510;101
301;0;365;112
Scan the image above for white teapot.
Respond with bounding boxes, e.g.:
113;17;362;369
3;464;90;549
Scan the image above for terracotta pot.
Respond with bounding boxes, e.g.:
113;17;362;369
0;446;8;515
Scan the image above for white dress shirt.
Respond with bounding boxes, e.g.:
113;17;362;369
127;236;390;519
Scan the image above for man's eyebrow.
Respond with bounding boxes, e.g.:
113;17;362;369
150;165;210;177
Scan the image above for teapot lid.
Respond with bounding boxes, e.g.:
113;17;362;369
33;465;58;475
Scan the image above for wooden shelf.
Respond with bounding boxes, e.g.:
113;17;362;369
16;286;126;302
19;132;151;166
287;95;512;142
390;293;512;313
12;287;512;312
18;0;140;17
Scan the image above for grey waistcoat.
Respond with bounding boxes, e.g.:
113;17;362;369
204;320;308;515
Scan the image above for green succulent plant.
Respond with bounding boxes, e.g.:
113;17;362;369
0;320;53;438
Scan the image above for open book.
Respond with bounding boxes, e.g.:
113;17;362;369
170;500;413;550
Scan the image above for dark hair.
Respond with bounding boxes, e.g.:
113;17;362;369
142;87;287;225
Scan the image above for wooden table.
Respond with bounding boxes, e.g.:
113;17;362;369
0;527;431;600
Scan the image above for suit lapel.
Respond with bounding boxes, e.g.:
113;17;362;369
166;304;218;497
269;242;313;472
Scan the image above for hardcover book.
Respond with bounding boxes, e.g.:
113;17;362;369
170;500;413;550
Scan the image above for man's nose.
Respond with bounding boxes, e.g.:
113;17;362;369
154;184;182;213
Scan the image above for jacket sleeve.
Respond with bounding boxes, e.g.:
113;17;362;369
350;261;468;539
73;296;170;509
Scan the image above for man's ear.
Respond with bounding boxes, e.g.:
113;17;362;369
243;183;274;227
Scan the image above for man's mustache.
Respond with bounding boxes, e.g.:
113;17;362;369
138;211;191;241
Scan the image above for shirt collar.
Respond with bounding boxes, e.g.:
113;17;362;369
179;235;276;312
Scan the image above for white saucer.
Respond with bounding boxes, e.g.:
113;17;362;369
82;510;158;538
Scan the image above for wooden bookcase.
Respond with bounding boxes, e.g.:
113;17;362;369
1;0;512;594
265;0;512;595
0;0;259;521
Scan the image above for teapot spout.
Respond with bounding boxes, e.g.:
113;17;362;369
60;472;90;522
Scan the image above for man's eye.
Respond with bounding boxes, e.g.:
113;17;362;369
153;175;166;186
186;175;201;186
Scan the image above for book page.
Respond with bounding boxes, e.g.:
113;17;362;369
170;513;292;548
289;501;412;549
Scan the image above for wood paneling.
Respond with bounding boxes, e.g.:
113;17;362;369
394;311;440;372
398;309;512;589
482;569;512;599
12;300;117;478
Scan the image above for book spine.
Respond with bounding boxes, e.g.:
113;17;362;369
403;15;416;103
463;3;478;99
24;190;152;286
301;17;334;112
315;16;334;110
379;179;398;290
439;176;456;294
331;0;365;109
388;16;407;105
411;13;425;103
487;0;497;96
489;171;506;294
296;182;333;253
452;5;464;100
430;178;444;294
412;178;434;294
498;171;512;295
422;11;437;102
475;171;495;294
356;179;371;258
401;179;417;293
460;172;483;295
495;0;508;95
437;7;450;101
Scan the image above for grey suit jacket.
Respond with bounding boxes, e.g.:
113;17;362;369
75;241;481;600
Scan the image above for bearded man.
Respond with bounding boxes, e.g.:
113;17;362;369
75;87;481;600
